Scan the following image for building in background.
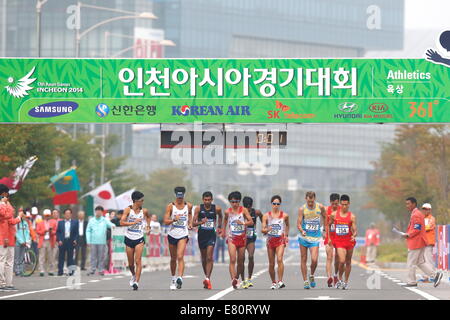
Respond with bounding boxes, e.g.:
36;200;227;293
1;0;405;230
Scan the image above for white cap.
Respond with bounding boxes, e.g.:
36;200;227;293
422;203;432;209
43;209;51;216
31;207;38;215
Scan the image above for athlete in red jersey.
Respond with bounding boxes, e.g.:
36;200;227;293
262;195;290;290
329;194;357;290
221;191;253;289
325;193;340;287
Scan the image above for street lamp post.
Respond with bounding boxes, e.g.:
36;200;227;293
74;2;157;57
36;0;48;57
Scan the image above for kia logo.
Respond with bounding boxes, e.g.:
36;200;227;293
369;103;389;113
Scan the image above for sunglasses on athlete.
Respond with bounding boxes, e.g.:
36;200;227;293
272;202;281;206
230;200;240;203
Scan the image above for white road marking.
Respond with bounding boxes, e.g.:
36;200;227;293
392;279;401;283
404;287;439;300
397;283;407;286
205;255;294;301
0;283;87;300
102;278;112;280
85;297;122;300
89;280;100;283
304;296;341;300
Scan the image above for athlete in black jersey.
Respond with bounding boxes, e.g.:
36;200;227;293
193;191;223;289
242;196;262;288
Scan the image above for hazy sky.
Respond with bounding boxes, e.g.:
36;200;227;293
405;0;450;30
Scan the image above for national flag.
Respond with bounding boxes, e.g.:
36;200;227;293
82;181;116;210
0;155;38;194
50;167;80;194
115;188;135;210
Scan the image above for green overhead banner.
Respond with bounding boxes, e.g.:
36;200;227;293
0;58;448;124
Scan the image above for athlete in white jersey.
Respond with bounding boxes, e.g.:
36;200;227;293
120;191;151;290
163;186;193;290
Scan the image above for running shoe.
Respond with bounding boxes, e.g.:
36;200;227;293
176;277;183;289
207;279;212;290
232;278;239;289
327;277;333;288
132;282;139;291
270;282;277;290
434;271;443;288
336;280;343;289
277;281;285;289
241;280;250;289
129;275;136;287
309;275;316;288
247;278;254;287
304;280;310;289
418;278;431;283
203;279;209;289
170;279;177;290
342;282;348;290
333;275;339;287
4;286;18;292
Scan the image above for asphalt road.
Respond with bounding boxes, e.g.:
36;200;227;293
1;248;449;301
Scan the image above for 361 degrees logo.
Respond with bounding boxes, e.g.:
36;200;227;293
5;67;37;98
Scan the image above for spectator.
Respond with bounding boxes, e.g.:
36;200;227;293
149;214;161;257
214;235;226;263
365;223;380;264
75;210;88;271
56;208;78;276
29;206;41;261
36;209;58;276
421;203;436;283
51;209;61;273
402;197;442;287
0;184;24;291
111;210;123;226
86;206;115;276
14;208;31;276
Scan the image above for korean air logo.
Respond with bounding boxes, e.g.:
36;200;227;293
338;102;359;113
180;105;190;115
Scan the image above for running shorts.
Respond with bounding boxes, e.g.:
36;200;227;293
298;236;320;248
198;230;216;249
124;236;145;249
267;236;285;249
227;234;246;248
167;234;189;246
334;241;355;250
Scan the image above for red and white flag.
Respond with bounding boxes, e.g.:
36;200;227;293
82;181;117;210
115;188;135;210
0;156;38;194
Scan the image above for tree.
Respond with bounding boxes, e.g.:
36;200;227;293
369;125;450;228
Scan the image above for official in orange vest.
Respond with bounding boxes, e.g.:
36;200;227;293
421;203;436;282
365;223;380;264
402;197;442;287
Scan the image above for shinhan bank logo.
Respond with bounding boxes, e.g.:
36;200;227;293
5;67;37;98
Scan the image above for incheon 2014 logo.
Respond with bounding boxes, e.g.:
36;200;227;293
96;103;110;117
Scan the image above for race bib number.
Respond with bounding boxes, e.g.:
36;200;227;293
202;219;215;230
173;216;187;228
231;221;245;235
336;224;349;236
129;219;143;231
268;224;282;237
305;221;319;231
246;227;254;238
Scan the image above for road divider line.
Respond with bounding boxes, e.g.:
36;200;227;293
205;255;294;301
0;283;87;300
404;287;439;300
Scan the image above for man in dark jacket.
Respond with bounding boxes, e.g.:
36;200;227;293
56;208;78;276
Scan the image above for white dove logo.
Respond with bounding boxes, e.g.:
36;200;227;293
5;66;37;98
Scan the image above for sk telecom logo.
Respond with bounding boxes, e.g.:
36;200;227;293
267;101;290;119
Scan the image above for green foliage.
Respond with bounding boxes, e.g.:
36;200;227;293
369;125;450;227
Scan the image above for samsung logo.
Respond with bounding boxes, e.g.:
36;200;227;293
28;101;78;118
